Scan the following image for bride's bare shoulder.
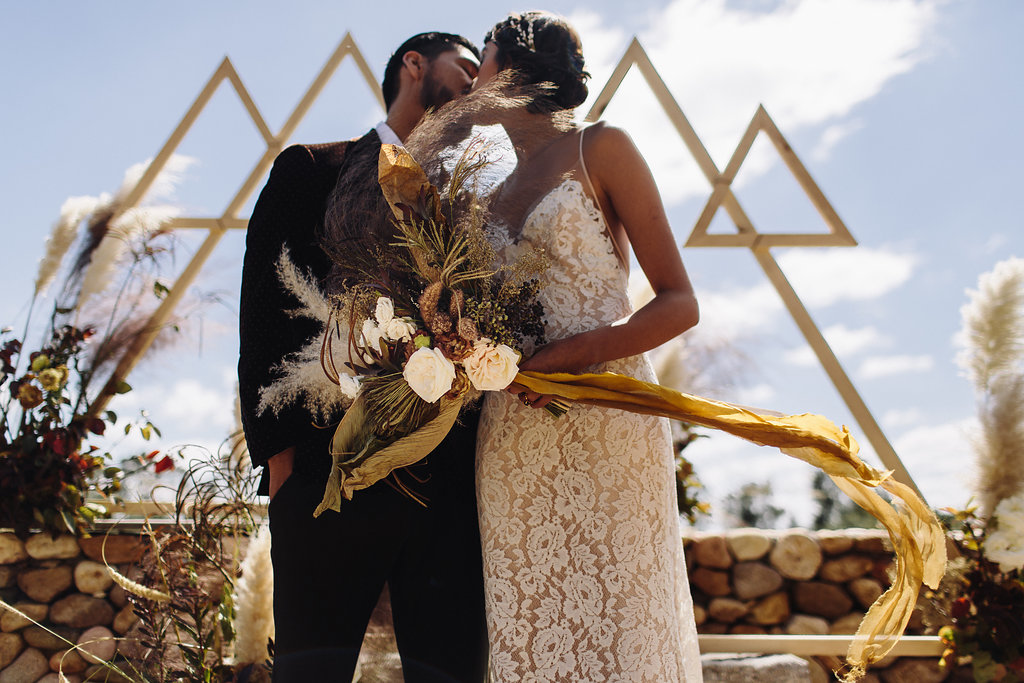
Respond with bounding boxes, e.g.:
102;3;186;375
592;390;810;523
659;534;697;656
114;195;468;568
582;122;641;163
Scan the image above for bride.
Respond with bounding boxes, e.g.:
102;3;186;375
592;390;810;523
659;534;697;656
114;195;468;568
407;11;703;681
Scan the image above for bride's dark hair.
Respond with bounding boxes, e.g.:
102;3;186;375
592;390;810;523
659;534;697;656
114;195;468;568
485;11;589;113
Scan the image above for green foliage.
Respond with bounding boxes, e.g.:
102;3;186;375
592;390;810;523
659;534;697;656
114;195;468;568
723;481;784;529
121;442;268;683
0;325;172;536
810;470;879;530
672;421;710;525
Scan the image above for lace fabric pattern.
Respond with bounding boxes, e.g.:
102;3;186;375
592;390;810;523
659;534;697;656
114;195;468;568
477;174;703;681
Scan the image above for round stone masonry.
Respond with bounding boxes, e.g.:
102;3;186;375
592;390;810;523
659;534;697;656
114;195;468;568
0;633;24;670
0;535;28;566
77;536;146;565
25;535;81;561
0;647;49;683
732;562;783;600
16;566;73;603
0;602;47;633
819;555;873;583
769;531;822;580
793;581;854;621
691;567;732;597
693;536;733;569
49;594;114;629
725;530;773;561
74;561;113;596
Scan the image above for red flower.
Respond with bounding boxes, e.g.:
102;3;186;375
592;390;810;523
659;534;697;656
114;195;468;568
145;450;160;460
153;455;174;474
951;596;971;620
42;430;68;456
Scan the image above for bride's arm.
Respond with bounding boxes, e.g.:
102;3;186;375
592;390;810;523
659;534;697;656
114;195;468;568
518;122;698;376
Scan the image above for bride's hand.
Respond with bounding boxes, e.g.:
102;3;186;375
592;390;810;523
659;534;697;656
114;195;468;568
505;381;556;410
506;339;579;409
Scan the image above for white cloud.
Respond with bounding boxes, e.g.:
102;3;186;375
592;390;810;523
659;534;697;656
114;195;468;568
776;246;918;307
572;0;939;205
696;247;916;342
813;119;865;161
893;417;975;511
695;283;783;339
784;323;888;366
732;382;777;408
882;407;927;429
858;353;934;379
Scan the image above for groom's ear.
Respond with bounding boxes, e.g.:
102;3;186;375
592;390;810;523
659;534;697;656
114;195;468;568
401;50;427;82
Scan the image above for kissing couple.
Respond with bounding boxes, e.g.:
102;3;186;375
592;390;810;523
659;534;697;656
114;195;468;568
239;11;703;682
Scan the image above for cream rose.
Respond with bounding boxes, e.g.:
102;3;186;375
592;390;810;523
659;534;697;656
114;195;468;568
463;339;520;391
403;347;456;403
383;316;417;343
375;296;394;325
360;318;382;352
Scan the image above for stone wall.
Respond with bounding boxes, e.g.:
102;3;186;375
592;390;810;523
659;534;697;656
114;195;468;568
1;527;948;683
0;531;146;683
682;528;949;683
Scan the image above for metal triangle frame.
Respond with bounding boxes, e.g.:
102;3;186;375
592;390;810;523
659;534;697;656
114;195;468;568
89;33;922;498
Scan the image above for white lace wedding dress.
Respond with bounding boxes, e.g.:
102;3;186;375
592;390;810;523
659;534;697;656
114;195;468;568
475;129;703;682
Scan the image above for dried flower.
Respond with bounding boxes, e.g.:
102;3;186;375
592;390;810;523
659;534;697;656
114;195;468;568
38;368;65;392
17;384;43;409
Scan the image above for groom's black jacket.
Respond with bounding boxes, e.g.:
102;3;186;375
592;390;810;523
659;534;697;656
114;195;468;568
237;131;487;682
239;131;384;494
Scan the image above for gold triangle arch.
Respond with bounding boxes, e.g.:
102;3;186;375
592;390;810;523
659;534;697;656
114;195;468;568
90;33;923;499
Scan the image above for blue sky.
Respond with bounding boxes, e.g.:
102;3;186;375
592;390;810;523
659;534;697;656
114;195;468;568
2;0;1021;525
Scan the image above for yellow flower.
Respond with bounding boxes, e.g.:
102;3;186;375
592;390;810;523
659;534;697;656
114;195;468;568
38;368;65;392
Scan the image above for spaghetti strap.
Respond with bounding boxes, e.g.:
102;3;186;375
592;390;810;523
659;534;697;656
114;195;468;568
578;126;629;271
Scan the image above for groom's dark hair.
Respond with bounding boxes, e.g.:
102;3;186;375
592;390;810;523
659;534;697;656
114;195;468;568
382;32;480;110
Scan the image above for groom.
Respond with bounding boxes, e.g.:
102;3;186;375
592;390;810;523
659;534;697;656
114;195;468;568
238;33;486;682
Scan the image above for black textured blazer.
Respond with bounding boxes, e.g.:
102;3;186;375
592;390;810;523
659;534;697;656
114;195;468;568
238;130;381;494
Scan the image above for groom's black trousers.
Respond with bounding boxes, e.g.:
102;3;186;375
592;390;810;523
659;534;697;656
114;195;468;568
268;419;487;683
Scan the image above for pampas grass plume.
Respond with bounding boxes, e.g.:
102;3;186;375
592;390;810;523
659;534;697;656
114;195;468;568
35;195;104;296
233;523;274;666
958;257;1024;517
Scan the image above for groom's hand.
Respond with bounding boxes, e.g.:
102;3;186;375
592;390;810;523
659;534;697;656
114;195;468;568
267;447;295;501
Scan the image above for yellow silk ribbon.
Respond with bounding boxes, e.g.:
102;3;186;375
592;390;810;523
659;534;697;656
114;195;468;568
314;394;465;517
513;370;946;680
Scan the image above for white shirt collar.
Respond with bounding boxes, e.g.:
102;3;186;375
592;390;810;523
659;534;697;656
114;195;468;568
375;121;403;147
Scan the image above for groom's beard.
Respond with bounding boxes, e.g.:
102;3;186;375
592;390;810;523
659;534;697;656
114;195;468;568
420;69;457;111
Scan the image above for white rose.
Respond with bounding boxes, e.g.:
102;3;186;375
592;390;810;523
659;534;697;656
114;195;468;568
375;297;394;325
383;316;417;343
463;339;520;391
985;530;1024;573
403;347;456;403
360;318;382;353
338;374;362;400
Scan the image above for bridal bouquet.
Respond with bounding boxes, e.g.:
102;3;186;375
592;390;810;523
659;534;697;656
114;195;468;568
305;142;561;513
